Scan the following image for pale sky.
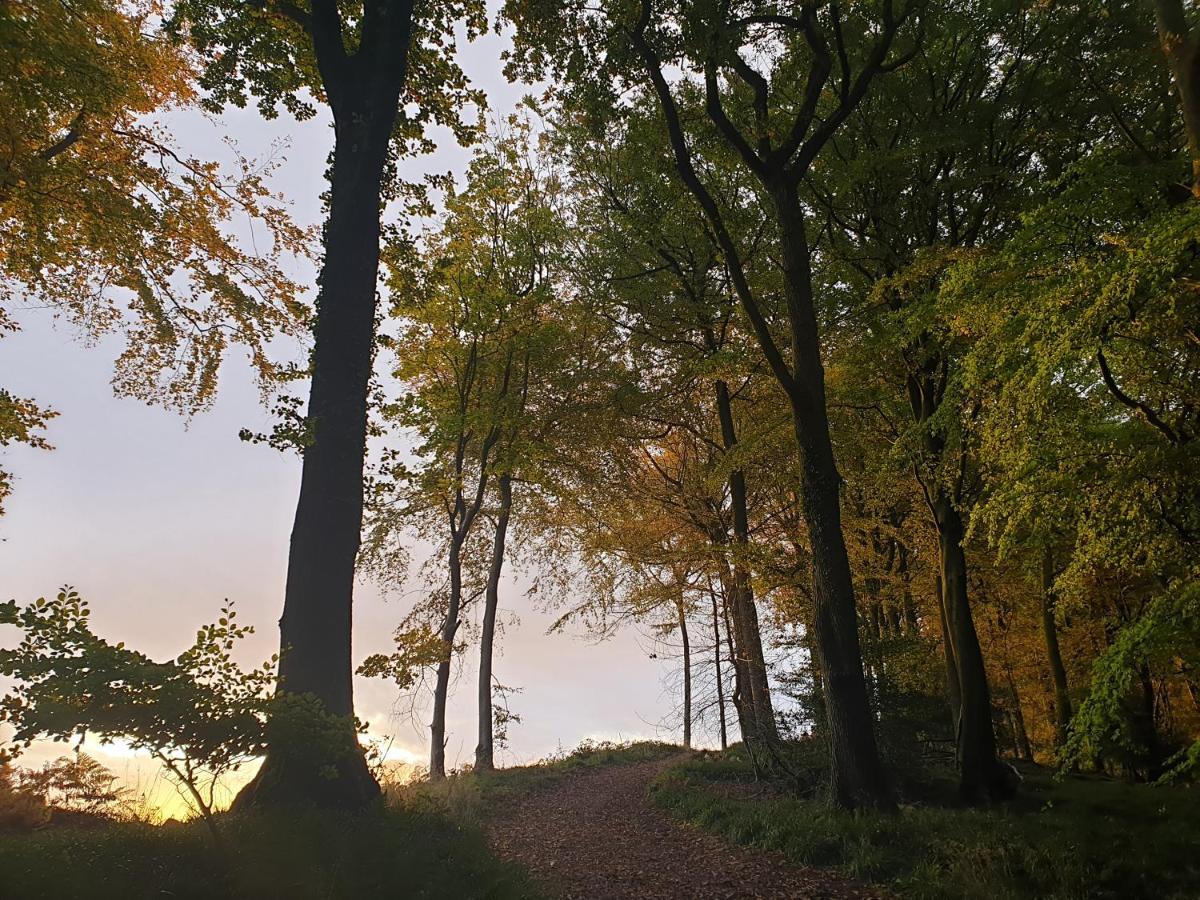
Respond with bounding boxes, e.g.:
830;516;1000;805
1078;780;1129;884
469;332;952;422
0;21;723;815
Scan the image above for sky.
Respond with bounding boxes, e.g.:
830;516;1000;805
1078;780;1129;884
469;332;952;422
0;19;719;816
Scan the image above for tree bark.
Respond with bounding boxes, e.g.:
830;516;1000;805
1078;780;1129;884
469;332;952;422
236;8;414;800
898;544;920;635
936;574;962;726
1151;0;1200;195
935;495;1012;803
430;538;464;780
677;594;692;750
475;474;513;773
234;0;417;811
1007;672;1034;762
711;588;728;751
713;379;778;746
1040;549;1073;746
770;188;891;810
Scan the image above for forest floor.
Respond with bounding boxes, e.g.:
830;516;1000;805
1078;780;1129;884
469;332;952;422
477;750;887;899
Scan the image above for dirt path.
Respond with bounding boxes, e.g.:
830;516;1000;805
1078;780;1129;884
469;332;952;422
484;757;887;899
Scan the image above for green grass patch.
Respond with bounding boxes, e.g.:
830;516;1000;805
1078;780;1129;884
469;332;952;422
651;748;1200;899
0;806;537;899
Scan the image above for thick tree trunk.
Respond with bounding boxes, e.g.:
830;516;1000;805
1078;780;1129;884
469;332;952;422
430;539;465;780
772;189;890;810
678;595;692;750
475;475;513;773
935;495;1012;803
235;108;395;810
1040;549;1073;746
711;589;728;751
1151;0;1200;195
936;574;963;726
714;379;778;746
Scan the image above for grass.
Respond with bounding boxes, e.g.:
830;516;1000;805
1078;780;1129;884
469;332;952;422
393;739;682;824
0;805;538;899
650;745;1200;899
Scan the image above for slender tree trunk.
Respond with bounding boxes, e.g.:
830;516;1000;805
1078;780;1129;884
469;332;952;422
714;379;778;746
1151;0;1200;195
1040;549;1073;746
236;98;401;809
678;595;692;750
718;580;746;743
935;495;1011;803
475;475;513;773
711;589;728;751
713;552;752;738
431;538;465;780
1007;672;1034;762
899;545;920;635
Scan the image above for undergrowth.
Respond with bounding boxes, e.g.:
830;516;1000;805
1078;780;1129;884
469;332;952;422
0;806;535;899
651;745;1200;899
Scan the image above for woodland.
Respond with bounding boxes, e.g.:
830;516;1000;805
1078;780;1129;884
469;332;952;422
0;0;1198;897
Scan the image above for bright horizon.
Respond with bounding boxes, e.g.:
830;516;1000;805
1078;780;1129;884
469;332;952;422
0;22;726;819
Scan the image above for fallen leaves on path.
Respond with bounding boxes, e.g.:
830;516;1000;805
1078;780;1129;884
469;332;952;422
485;757;890;899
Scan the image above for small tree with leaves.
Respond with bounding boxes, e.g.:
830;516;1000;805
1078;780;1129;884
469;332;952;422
0;588;276;844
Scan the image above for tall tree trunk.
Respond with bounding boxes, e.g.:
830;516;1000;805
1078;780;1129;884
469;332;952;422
935;495;1011;803
430;538;465;780
475;474;513;773
1040;549;1073;746
634;30;891;809
236;93;403;809
936;574;963;726
677;595;692;750
711;588;728;751
714;379;778;745
1151;0;1200;195
773;190;891;810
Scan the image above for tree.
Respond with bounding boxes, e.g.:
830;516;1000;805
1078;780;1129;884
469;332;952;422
0;589;277;845
0;0;309;512
562;107;780;747
809;0;1106;801
507;0;928;808
170;0;483;806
